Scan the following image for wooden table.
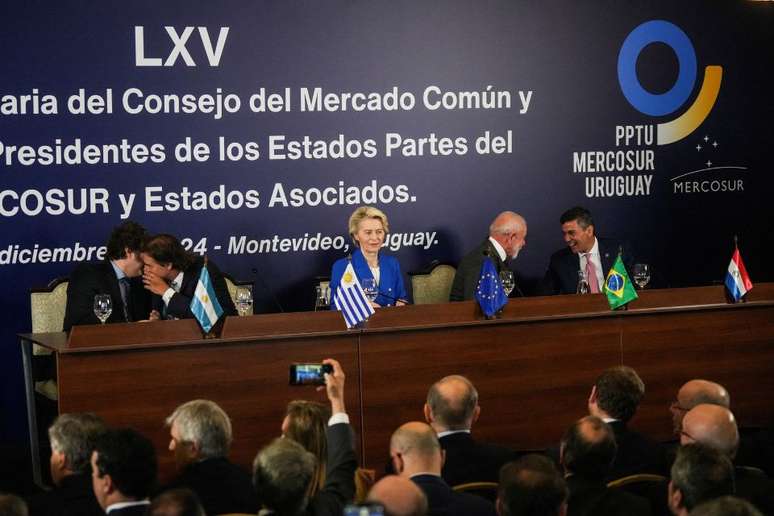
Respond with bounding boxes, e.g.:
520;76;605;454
21;284;774;484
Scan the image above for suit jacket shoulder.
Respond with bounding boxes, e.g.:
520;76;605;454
607;421;668;480
27;473;103;516
64;261;152;331
412;474;496;516
308;422;357;516
450;239;506;301
166;457;257;515
440;433;518;486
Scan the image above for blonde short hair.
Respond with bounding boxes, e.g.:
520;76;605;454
348;206;389;245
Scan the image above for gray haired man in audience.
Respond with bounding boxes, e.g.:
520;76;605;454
668;444;734;516
164;399;257;515
28;413;106;516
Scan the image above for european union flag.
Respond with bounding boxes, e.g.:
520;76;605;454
475;257;508;317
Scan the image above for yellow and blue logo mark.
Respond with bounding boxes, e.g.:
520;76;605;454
618;20;722;145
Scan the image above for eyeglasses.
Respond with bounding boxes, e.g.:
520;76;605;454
680;430;698;443
670;401;690;413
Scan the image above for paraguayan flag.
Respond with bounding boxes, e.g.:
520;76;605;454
334;262;375;328
190;262;224;333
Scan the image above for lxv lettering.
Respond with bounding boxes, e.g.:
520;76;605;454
134;26;230;67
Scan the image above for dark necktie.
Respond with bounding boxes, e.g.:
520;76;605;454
119;277;132;322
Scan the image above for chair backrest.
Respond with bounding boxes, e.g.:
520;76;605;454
410;262;456;304
452;481;499;502
222;273;254;314
608;473;669;516
607;473;667;488
31;277;69;334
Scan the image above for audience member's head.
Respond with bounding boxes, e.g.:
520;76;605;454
165;399;232;468
253;437;317;516
0;494;28;516
689;496;763;516
105;221;147;278
91;428;158;510
681;404;739;459
366;475;429;516
668;444;734;516
588;366;645;423
498;454;568;516
671;380;730;434
390;422;444;478
560;416;617;481
149;488;205;516
48;412;106;485
424;375;480;433
281;400;330;496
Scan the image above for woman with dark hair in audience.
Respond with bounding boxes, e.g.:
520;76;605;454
281;400;374;502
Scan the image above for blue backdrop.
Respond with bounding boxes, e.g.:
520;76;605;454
2;0;772;441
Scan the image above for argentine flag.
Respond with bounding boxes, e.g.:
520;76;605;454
334;262;375;328
725;248;753;302
190;263;224;333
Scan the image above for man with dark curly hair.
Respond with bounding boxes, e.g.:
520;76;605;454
63;221;153;331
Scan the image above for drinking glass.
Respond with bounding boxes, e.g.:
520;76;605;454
361;278;378;302
235;287;253;316
576;270;590;295
633;263;651;289
93;294;112;324
499;270;515;296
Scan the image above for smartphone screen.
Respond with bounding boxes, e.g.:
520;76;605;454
289;363;331;385
344;504;385;516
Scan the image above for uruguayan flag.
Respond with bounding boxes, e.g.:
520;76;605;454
334;262;375;328
190;263;224;333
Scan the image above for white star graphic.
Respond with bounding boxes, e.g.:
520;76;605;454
706;160;712;168
696;144;702;151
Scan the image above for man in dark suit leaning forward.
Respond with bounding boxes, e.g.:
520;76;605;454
63;221;152;331
140;234;236;320
540;206;631;295
450;211;527;301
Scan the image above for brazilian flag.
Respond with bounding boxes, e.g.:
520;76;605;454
604;254;638;310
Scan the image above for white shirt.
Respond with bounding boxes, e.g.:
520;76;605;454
580;238;604;291
437;429;471;438
488;237;507;262
162;271;185;305
106;500;150;514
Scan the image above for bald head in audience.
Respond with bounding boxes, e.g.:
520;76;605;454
671;380;730;434
367;475;428;516
680;404;739;459
424;375;480;433
560;416;617;480
390;422;444;477
0;494;28;516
